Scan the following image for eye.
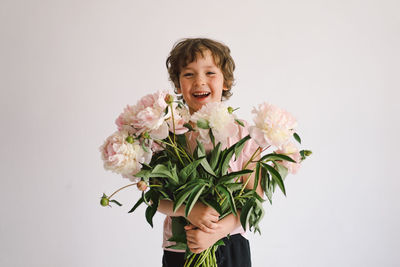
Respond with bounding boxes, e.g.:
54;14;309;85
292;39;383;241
183;73;193;77
206;72;215;75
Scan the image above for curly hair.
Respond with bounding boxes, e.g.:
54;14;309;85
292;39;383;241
166;38;235;100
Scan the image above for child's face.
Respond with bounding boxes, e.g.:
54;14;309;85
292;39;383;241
178;50;227;114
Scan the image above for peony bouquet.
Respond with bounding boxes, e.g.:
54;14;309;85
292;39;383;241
100;90;311;267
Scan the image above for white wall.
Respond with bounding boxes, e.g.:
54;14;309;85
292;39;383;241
1;0;399;266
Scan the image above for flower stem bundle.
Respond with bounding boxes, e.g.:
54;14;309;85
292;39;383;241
99;91;311;266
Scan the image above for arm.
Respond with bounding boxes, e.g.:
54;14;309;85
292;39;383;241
186;149;264;254
185;211;241;254
158;199;220;233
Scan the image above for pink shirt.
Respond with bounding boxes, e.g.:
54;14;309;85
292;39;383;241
162;121;259;252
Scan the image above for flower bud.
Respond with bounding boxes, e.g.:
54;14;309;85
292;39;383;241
304;150;312;156
164;94;174;105
227;106;234;114
100;194;109;206
125;136;134;144
142;132;150;139
137;181;148;191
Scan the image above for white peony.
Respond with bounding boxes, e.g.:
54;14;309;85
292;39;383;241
191;102;238;148
100;131;152;182
249;102;297;149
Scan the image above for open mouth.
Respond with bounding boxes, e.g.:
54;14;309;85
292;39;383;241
193;92;211;98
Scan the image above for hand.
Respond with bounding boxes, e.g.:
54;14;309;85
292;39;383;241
185;224;223;254
186;202;220;233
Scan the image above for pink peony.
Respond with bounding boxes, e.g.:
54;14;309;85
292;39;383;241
100;131;152;181
167;103;190;135
275;141;301;174
190;102;238;148
249;102;297;149
115;90;170;140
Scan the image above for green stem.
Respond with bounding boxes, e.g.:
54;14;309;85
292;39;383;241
169;103;177;144
149;184;162;188
155;138;191;163
238;147;264;197
168;135;184;165
243;147;262;169
108;183;137;199
185;251;197;267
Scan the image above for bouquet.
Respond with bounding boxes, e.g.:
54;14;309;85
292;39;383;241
99;90;311;267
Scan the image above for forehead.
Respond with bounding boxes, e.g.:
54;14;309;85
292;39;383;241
182;49;220;69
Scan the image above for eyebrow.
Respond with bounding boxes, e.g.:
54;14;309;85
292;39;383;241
182;65;217;70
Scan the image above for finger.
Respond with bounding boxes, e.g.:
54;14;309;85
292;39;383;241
190;248;200;254
204;221;218;230
209;214;219;222
185;231;195;241
191;248;204;254
187;240;198;247
207;208;220;217
199;224;216;234
184;224;196;230
189;246;202;254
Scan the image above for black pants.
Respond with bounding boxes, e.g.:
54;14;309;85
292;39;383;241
162;234;251;267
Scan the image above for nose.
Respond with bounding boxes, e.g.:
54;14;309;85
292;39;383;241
194;74;206;87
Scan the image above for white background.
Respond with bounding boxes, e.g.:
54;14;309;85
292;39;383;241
1;0;399;266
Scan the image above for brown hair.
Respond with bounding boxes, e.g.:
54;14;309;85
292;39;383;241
166;38;235;100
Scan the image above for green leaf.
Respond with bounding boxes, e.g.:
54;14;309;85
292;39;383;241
185;184;206;217
195;146;216;176
218;169;253;184
210;142;222;170
225;182;244;192
262;163;286;196
300;150;305;160
183;123;194;131
240;198;254;230
167;236;187;243
151;164;179;183
261;153;296;163
141;141;149;153
253;162;260;192
145;202;158;228
171;164;179;184
109;199;122;206
260;167;272;204
209;129;216;148
293;132;301;144
255;199;265;222
170;217;187;244
203;198;222;215
166;243;188;250
175;179;198;191
134;169;151;179
215;239;225;246
234;135;251;160
217;185;237;216
197;118;210;129
275;162;288;181
171;216;187;237
196;139;206;157
178;157;204;183
220;149;234;176
173;184;197;212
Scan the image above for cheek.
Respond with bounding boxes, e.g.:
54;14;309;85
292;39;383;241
179;79;191;91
